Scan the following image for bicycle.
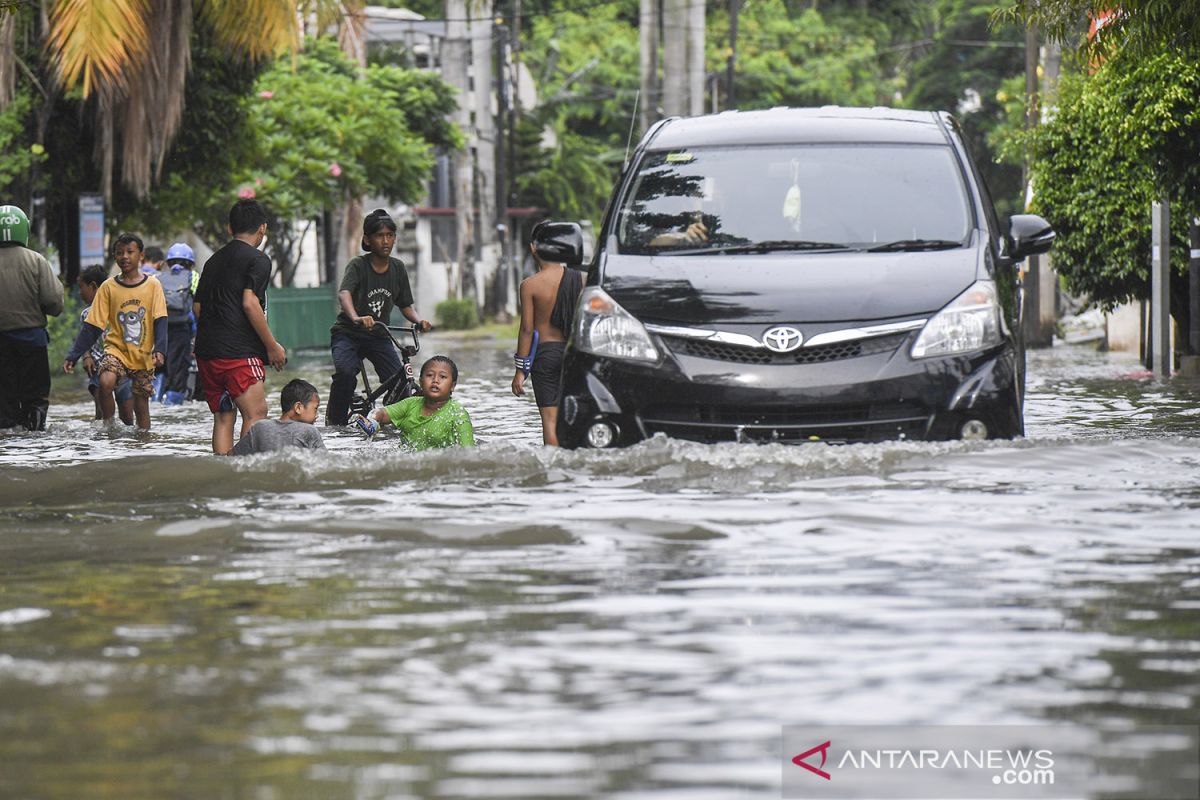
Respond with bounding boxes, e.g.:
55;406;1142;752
347;325;422;419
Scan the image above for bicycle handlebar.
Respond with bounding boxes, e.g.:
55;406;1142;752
384;324;420;351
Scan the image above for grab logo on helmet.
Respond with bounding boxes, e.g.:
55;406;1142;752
0;204;30;244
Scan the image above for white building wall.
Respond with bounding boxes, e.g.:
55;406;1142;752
288;222;323;288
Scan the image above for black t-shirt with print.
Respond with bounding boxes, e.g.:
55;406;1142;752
330;255;414;339
194;239;272;359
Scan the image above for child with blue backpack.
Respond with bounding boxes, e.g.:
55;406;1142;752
74;264;134;425
158;242;198;404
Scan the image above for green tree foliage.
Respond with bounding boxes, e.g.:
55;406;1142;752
514;6;640;225
238;38;462;281
709;0;902;109
47;294;83;369
513;115;620;225
999;0;1200;58
0;92;47;198
111;26;263;246
904;0;1027;217
115;36;460;278
1015;49;1200;329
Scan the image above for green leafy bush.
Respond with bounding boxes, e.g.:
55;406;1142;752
1012;48;1200;322
0;91;47;194
435;299;479;331
48;292;82;368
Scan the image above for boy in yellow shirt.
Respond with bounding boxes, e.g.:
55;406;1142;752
63;234;167;430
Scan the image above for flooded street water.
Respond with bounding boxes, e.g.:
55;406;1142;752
2;338;1199;799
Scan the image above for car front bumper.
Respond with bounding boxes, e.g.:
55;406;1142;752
557;331;1021;448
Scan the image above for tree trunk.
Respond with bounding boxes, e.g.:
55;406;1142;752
0;13;16;107
340;195;364;281
335;2;369;282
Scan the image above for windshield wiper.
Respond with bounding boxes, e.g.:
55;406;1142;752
669;239;852;256
865;238;963;252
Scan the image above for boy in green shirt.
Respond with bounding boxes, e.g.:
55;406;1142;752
351;355;474;449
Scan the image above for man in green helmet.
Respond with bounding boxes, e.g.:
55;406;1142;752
0;204;64;431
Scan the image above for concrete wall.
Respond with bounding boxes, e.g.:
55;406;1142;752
1105;300;1177;358
1105;302;1142;353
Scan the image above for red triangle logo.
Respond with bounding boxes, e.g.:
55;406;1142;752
792;740;832;780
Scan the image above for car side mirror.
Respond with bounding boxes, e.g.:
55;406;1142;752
1008;214;1055;260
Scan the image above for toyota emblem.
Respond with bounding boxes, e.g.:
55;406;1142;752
762;326;804;352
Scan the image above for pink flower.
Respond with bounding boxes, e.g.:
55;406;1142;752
328;163;342;178
258;91;274;99
238;186;256;199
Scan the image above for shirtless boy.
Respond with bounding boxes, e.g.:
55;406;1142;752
511;221;584;446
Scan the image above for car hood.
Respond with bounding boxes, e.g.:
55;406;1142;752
601;248;981;324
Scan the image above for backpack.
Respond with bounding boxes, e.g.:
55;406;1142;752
159;267;193;320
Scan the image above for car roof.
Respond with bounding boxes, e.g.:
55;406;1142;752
642;106;952;149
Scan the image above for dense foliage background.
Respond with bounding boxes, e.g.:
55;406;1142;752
1009;48;1200;330
3;0;1195;320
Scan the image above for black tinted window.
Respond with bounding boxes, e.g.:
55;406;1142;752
617;144;972;254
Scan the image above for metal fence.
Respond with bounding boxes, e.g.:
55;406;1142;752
267;284;337;352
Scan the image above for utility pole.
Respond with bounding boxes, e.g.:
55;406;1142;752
1021;22;1053;347
508;0;522;305
1180;215;1200;376
639;0;659;133
471;4;498;313
658;0;705;119
494;12;512;318
726;0;741;109
662;0;688;117
444;0;474;300
1150;201;1172;378
687;0;705;116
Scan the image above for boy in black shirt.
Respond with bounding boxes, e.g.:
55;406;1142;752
193;199;288;454
325;209;431;427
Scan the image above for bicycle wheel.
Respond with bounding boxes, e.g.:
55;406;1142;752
382;378;419;406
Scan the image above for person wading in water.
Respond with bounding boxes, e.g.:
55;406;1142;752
511;221;585;446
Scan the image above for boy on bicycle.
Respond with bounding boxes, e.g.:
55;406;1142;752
326;209;432;427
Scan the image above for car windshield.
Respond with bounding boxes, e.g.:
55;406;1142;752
615;144;972;255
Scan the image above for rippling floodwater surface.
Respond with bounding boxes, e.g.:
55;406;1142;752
1;339;1199;799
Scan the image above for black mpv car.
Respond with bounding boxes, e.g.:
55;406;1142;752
556;107;1055;449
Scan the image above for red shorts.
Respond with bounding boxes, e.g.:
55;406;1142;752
197;357;265;413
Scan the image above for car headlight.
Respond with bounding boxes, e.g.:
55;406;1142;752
573;286;660;362
911;280;1003;358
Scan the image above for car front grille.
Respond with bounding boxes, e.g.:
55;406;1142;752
640;401;930;443
661;331;910;365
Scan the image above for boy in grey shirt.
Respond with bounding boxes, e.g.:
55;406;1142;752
230;379;326;455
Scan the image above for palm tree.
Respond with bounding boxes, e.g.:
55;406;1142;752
22;0;364;200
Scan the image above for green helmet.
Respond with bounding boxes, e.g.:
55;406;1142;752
0;205;30;246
